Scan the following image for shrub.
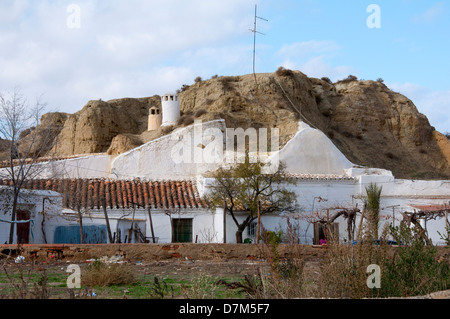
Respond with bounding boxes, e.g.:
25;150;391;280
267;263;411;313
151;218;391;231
183;115;194;126
19;127;35;140
82;261;137;287
321;77;332;84
316;224;390;299
177;115;194;126
275;66;294;77
385;151;398;160
194;108;208;117
380;223;450;297
194;76;202;83
218;76;238;92
161;125;174;135
180;84;190;92
342;131;354;138
220;229;306;299
337;75;358;84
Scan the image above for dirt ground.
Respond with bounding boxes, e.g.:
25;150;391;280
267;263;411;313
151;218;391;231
1;244;449;299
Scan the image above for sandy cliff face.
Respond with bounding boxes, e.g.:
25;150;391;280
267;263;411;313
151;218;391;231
36;70;449;180
46;96;160;156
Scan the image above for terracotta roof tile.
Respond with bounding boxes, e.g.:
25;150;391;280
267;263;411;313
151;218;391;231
0;178;205;210
411;205;448;212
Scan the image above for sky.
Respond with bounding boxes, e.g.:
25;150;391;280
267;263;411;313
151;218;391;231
0;0;449;133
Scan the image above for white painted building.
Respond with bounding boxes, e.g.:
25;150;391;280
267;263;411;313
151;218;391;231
0;186;63;244
0;95;448;245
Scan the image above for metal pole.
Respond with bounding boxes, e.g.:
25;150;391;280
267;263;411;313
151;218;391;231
252;4;257;84
250;4;267;85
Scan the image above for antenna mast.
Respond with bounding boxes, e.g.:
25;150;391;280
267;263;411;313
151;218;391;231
250;4;268;85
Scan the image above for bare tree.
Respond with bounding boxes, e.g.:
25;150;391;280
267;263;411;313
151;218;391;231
0;88;58;244
314;206;361;243
401;207;450;245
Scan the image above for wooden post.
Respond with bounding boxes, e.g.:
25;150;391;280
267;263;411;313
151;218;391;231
356;205;366;242
223;201;227;243
256;200;261;244
102;197;113;243
445;203;448;227
445;203;449;246
147;207;156;243
129;206;136;243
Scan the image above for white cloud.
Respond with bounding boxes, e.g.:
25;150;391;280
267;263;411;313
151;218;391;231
276;40;354;81
278;40;341;61
0;0;256;114
388;82;450;134
298;56;354;81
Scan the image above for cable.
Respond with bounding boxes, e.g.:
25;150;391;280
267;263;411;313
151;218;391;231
272;76;319;130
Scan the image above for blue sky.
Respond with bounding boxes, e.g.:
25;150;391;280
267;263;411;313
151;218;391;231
0;0;449;133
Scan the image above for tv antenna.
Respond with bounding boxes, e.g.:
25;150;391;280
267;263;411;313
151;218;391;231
250;4;268;85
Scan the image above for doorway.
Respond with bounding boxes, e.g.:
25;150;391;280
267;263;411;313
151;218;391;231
313;222;339;245
16;210;31;244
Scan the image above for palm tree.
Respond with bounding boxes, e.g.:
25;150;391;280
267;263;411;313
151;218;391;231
365;183;382;240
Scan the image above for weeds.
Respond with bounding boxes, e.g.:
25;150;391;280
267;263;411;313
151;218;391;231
149;276;174;299
82;260;137;287
182;274;220;299
1;261;49;299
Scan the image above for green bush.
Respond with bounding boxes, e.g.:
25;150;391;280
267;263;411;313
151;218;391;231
380;223;450;297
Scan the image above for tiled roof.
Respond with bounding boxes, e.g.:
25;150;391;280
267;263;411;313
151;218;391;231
411;205;449;213
0;178;206;210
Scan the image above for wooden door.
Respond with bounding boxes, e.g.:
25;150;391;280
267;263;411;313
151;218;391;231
16;210;30;244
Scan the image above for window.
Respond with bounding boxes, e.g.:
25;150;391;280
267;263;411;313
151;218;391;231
247;221;258;237
172;218;193;243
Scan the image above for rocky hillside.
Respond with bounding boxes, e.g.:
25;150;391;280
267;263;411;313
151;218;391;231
33;70;450;180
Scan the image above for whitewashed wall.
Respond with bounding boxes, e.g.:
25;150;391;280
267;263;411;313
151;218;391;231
0;187;63;244
60;208;221;244
269;122;355;175
0;154;111;180
109;120;228;180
